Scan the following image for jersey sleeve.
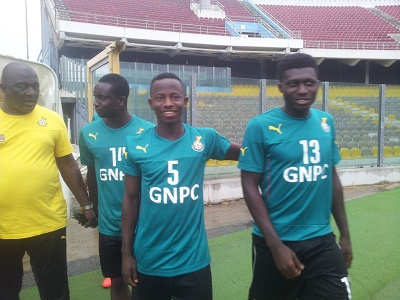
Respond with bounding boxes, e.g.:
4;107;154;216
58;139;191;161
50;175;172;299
120;135;142;177
54;114;74;157
78;129;95;167
203;128;231;160
238;117;265;173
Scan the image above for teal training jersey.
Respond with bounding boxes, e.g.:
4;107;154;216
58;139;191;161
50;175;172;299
238;107;341;241
121;124;231;276
79;115;154;236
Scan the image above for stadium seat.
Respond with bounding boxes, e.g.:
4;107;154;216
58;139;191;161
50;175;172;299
385;130;397;137
393;146;400;156
362;114;371;121
361;135;372;142
351;147;362;159
342;135;352;143
342;130;351;136
340;148;351;159
355;124;364;131
359;141;369;149
384;146;393;157
351;130;359;137
339;142;349;149
348;141;359;149
372;147;378;157
361;146;373;158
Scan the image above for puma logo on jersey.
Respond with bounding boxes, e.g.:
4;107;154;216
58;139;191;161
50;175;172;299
136;144;149;153
88;133;99;140
268;124;282;134
124;151;128;159
240;147;248;156
136;128;144;134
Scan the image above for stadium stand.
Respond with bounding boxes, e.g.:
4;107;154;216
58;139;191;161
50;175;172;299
60;0;228;35
56;0;400;47
258;5;400;49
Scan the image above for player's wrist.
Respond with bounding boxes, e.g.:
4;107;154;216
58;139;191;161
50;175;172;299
80;202;94;212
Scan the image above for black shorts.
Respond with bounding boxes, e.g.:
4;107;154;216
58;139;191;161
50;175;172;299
249;233;351;300
0;228;69;300
137;265;212;300
99;233;123;278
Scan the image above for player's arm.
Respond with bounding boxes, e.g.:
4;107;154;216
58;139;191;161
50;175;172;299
86;166;98;215
224;142;241;160
241;170;304;279
121;173;141;287
331;167;353;268
56;154;97;227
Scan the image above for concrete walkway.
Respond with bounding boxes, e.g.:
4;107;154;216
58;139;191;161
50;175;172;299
22;182;399;288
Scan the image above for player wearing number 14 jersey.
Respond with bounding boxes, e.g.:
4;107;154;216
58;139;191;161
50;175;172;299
79;73;154;299
239;53;353;300
121;73;240;300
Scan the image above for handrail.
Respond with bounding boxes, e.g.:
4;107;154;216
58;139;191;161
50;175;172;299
255;4;301;39
304;40;400;50
57;9;230;36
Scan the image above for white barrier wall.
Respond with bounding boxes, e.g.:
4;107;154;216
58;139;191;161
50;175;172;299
203;166;400;204
64;165;400;217
338;166;400;187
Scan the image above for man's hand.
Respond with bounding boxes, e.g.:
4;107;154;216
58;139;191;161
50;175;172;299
339;236;353;268
122;255;139;287
271;244;304;279
82;209;97;228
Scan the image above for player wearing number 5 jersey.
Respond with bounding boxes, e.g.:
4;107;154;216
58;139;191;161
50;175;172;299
121;73;240;300
79;73;154;300
239;53;353;300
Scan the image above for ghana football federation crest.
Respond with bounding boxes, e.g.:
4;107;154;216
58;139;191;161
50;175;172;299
37;117;47;127
192;136;204;152
321;118;331;132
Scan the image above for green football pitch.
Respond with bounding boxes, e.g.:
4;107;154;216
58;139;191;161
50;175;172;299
21;188;400;299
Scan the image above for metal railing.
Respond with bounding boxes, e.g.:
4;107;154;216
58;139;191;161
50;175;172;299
304;40;400;50
57;10;231;36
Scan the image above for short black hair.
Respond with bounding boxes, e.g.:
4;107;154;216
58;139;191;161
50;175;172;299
97;73;130;99
276;53;318;81
150;73;186;96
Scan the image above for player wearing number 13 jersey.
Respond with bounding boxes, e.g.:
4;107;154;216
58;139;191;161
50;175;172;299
121;73;240;300
239;54;353;300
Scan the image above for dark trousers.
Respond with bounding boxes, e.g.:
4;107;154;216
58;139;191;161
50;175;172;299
0;228;69;300
249;233;351;300
136;265;212;300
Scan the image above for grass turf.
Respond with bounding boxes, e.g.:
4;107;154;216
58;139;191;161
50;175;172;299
21;188;400;299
